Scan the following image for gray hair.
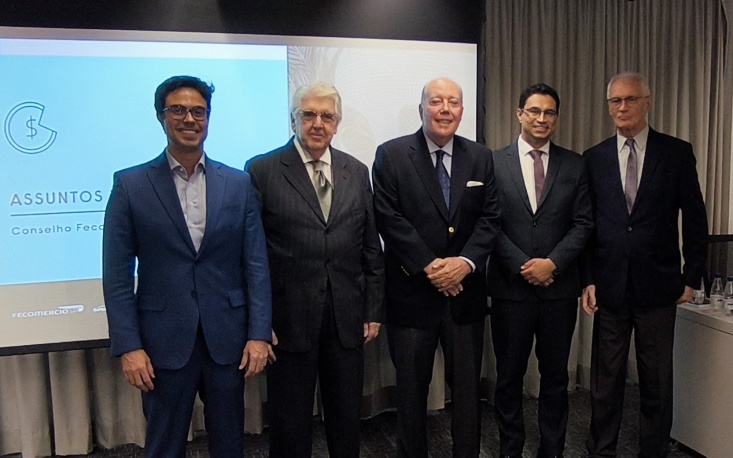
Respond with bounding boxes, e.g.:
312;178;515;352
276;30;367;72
290;82;342;118
606;72;651;98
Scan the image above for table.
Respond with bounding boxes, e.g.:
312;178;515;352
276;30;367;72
672;304;733;458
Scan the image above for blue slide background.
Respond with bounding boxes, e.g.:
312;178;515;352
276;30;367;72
1;49;290;286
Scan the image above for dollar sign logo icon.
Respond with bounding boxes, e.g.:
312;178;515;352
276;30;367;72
26;116;38;139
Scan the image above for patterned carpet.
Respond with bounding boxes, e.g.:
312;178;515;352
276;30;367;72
33;385;699;458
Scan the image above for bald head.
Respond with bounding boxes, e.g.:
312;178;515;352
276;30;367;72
421;78;463;105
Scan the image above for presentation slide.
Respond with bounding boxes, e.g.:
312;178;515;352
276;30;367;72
0;27;476;354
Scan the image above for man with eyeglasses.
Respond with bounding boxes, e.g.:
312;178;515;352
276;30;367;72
102;75;273;456
372;78;500;457
487;83;593;458
246;82;384;458
582;72;708;458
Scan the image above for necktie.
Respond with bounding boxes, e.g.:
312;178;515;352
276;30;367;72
435;150;450;208
310;160;332;220
528;150;545;207
624;139;638;214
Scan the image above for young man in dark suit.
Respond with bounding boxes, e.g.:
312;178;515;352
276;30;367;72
582;72;708;458
246;83;385;458
372;78;501;457
488;83;593;458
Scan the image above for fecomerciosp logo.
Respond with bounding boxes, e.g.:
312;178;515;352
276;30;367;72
11;304;85;318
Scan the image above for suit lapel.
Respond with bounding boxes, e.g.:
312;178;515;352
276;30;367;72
328;149;352;225
600;137;627;212
146;152;197;253
198;157;225;254
537;143;562;210
633;129;662;215
448;138;470;219
280;142;327;224
503;143;533;213
408;132;449;221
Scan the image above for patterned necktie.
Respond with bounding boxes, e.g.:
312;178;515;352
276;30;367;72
624;139;638;214
310;160;332;220
528;150;545;207
435;150;450;208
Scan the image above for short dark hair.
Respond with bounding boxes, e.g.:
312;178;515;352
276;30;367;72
154;75;214;116
518;83;560;112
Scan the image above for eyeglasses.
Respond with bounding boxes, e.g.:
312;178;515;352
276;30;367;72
163;105;209;121
607;96;649;108
522;108;558;120
297;110;339;124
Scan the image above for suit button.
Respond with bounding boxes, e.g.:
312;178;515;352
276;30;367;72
533;222;538;227
448;227;455;234
191;291;198;299
627;226;633;232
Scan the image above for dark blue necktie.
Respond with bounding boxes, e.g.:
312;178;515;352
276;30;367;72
435;150;450;207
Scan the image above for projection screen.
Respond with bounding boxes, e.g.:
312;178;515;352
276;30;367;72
0;26;477;354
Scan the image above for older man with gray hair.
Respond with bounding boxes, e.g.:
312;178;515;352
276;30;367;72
582;72;708;458
246;82;385;458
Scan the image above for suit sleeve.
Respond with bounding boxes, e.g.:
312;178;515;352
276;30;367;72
580;149;598;287
546;159;594;272
102;172;143;357
243;158;263;209
241;172;273;342
372;144;437;274
359;165;386;323
492;231;531;274
678;144;709;287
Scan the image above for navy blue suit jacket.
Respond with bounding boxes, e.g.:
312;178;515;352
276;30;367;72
487;142;593;301
373;130;501;328
103;152;272;369
584;129;708;308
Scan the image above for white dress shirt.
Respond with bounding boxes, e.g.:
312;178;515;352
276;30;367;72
517;136;550;213
294;137;333;188
166;150;206;252
616;125;649;192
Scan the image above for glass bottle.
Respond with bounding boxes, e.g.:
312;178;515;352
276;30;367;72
723;276;733;316
710;273;724;312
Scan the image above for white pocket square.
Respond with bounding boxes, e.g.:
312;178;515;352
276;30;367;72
466;181;484;187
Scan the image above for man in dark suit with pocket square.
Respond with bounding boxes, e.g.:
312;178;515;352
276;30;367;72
488;83;593;458
582;72;708;458
372;77;501;457
246;82;385;458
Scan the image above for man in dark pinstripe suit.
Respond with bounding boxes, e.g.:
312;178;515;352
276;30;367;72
245;82;385;458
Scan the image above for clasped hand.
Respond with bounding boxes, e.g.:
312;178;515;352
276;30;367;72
520;258;556;287
425;257;471;296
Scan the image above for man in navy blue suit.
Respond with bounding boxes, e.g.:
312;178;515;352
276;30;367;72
373;78;500;457
103;75;273;457
582;72;708;458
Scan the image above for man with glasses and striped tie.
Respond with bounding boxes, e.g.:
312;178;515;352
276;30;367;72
246;82;385;458
582;72;708;458
488;83;593;458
